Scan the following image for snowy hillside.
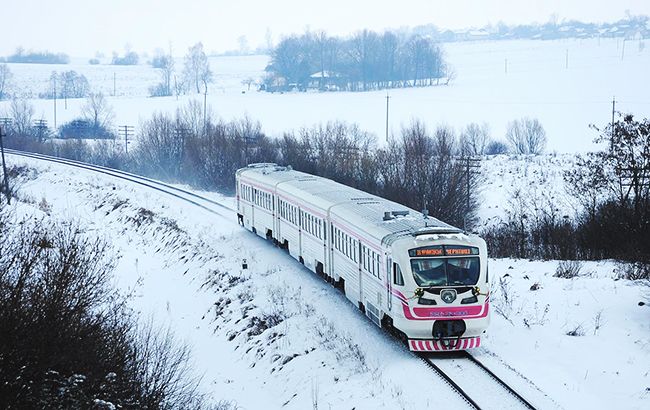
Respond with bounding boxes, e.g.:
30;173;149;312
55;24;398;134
2;38;649;152
5;153;649;409
476;154;581;229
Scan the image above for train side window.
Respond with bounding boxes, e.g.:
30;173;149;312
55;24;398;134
393;263;404;286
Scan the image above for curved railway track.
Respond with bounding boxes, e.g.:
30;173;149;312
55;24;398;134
5;149;237;218
420;351;538;409
6;149;540;410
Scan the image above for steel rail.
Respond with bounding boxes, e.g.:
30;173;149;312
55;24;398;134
5;149;237;217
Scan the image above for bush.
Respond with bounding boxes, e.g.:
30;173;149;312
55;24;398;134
555;260;583;279
485;140;509;155
88;58;100;65
0;213;208;408
616;263;650;281
111;51;139;66
59;118;114;139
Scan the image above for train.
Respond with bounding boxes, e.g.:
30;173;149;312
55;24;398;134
235;163;490;351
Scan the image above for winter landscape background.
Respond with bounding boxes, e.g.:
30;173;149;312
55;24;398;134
1;4;649;409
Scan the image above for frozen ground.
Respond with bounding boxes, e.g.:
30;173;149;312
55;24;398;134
2;38;649;152
5;153;649;409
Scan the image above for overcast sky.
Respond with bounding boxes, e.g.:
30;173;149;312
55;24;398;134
2;0;649;57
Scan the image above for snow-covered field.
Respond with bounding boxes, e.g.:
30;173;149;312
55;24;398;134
2;37;649;152
5;153;649;409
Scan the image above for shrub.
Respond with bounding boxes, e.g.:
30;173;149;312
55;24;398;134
485;140;509;155
555;260;583;279
0;213;208;408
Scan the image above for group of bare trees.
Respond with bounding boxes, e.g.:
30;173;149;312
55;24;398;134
2;94;115;140
505;117;547;155
265;30;448;92
0;208;208;408
149;42;212;97
39;70;91;99
485;113;650;274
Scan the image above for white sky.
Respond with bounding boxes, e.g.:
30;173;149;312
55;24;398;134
2;0;649;57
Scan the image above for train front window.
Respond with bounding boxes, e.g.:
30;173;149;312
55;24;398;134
410;257;480;287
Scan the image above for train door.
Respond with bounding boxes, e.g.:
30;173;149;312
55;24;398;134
386;256;392;311
298;208;303;261
274;194;280;242
358;241;363;305
328;222;334;278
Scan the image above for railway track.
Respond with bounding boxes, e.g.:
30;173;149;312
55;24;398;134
7;149;540;409
5;149;237;218
420;351;538;410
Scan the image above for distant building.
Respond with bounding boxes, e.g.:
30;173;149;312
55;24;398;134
308;71;345;91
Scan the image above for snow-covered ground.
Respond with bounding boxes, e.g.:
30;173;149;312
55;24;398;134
5;153;649;409
476;154;581;228
2;37;649;152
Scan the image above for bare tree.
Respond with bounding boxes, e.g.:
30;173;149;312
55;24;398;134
241;77;256;91
0;64;12;100
460;122;491;156
9;97;34;136
506;117;546;154
81;92;114;130
183;43;212;94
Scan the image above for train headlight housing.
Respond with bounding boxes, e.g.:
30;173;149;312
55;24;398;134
441;289;457;304
414;288;424;298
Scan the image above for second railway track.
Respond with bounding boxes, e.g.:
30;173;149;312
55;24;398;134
5;149;237;218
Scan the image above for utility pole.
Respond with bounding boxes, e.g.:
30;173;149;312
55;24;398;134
611;96;616;151
565;49;569;69
461;157;481;231
53;74;57;128
621;39;626;60
385;93;390;143
0;124;10;204
174;126;189;177
203;81;208;135
33;119;48;143
119;125;134;154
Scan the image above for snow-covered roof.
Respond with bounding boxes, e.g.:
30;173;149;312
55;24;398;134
309;71;341;78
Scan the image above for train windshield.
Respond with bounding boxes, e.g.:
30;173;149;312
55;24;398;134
410;257;480;287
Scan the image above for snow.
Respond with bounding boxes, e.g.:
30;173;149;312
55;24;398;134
4;152;649;409
2;38;649;152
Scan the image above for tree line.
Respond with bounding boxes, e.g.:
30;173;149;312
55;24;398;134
264;30;449;92
484;113;650;278
5;101;647;272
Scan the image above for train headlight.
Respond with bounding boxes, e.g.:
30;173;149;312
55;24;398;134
414;288;424;298
441;289;457;304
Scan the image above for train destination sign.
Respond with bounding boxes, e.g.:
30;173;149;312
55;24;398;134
409;246;479;257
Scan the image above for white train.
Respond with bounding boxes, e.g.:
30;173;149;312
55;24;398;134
236;164;490;351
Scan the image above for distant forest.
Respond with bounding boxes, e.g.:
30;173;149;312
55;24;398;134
263;30;448;92
1;48;69;64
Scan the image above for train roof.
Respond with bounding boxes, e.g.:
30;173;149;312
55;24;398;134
236;164;463;245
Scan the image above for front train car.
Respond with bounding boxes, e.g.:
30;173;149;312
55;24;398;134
386;229;489;351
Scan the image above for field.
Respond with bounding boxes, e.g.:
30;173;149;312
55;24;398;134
2;37;649;152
